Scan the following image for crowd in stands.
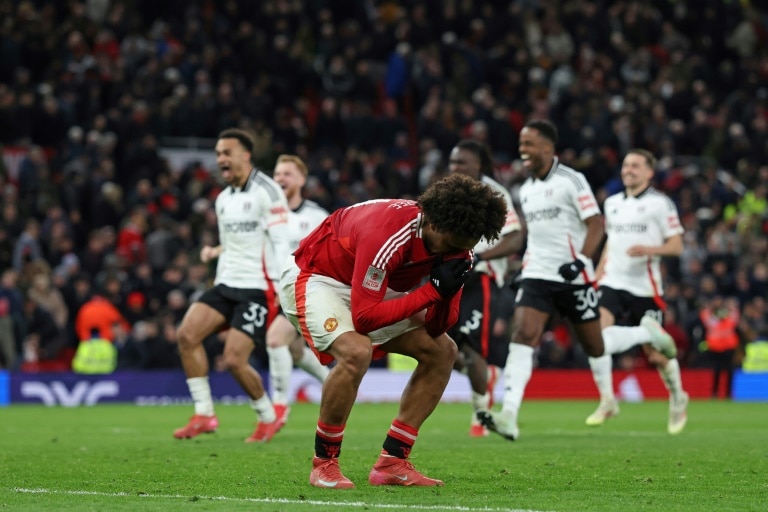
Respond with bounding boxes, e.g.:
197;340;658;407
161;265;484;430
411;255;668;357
0;0;767;380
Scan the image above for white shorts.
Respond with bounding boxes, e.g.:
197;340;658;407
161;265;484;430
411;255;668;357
279;256;423;355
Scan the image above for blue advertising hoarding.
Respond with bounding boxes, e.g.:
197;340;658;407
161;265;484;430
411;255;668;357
0;370;8;406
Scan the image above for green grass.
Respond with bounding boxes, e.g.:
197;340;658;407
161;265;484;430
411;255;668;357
1;400;766;512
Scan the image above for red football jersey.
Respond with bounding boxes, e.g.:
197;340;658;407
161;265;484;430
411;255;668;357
294;199;466;335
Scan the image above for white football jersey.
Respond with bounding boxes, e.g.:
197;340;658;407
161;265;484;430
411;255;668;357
600;187;683;297
287;199;329;252
213;169;290;289
473;175;521;287
519;158;601;284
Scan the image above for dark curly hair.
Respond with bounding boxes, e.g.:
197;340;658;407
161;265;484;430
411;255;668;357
418;173;506;244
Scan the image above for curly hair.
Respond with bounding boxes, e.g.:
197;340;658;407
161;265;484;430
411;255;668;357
418;173;506;244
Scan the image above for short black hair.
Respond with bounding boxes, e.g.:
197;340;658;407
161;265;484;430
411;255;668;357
419;173;506;244
218;128;255;154
455;139;495;177
524;119;558;146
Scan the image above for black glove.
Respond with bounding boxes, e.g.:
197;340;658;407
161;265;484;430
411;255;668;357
558;256;587;282
430;257;472;297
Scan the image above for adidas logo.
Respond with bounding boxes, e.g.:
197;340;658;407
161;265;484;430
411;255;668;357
581;309;596;320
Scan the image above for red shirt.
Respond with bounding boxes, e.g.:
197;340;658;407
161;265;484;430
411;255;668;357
294;199;466;336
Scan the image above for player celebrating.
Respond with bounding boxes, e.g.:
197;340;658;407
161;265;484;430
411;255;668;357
586;149;688;434
478;119;608;441
173;128;290;443
266;154;331;428
279;173;507;488
447;139;522;437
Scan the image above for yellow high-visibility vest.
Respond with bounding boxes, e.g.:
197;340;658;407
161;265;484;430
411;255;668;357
743;341;768;372
72;338;117;374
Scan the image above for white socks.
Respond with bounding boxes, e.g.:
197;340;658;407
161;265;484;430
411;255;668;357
267;345;293;405
588;325;649;403
187;376;214;416
591;326;685;403
269;344;329;406
588;354;614;402
602;325;651;354
250;394;276;422
658;358;684;402
296;346;330;383
501;343;534;416
472;391;491;413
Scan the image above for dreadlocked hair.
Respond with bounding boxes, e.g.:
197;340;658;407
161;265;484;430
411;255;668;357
418;173;507;244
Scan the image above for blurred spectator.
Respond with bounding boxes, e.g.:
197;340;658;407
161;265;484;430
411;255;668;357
0;0;766;372
115;206;149;265
17;146;48;217
123;291;148;325
27;273;69;331
0;225;13;274
699;296;741;399
91;181;125;229
165;289;188;324
74;294;131;343
739;297;768;347
72;327;118;375
144;313;181;369
78;229;110;277
116;319;150;369
144;216;180;273
12;218;44;273
21;296;66;371
0;269;21;369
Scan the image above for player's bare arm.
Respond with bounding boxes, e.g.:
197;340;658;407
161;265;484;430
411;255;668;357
474;230;522;261
626;233;683;258
200;245;223;263
595;242;608;282
580;214;605;259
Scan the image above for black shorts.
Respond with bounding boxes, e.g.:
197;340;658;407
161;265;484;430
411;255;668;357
514;278;600;324
197;284;276;344
448;272;509;367
598;286;664;325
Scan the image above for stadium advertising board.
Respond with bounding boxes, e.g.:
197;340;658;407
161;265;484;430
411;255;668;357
8;368;764;406
0;370;8;406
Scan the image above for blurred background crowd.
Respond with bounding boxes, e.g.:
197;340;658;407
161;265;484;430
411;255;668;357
0;0;767;389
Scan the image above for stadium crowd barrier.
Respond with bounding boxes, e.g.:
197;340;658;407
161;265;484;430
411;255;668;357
1;368;765;406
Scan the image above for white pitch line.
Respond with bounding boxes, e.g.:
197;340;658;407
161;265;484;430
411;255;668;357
12;487;552;512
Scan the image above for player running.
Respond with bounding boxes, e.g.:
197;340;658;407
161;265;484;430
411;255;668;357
447;139;522;437
478;119;608;441
586;149;688;434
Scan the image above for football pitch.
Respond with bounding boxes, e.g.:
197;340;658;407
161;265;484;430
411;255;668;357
2;400;765;512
